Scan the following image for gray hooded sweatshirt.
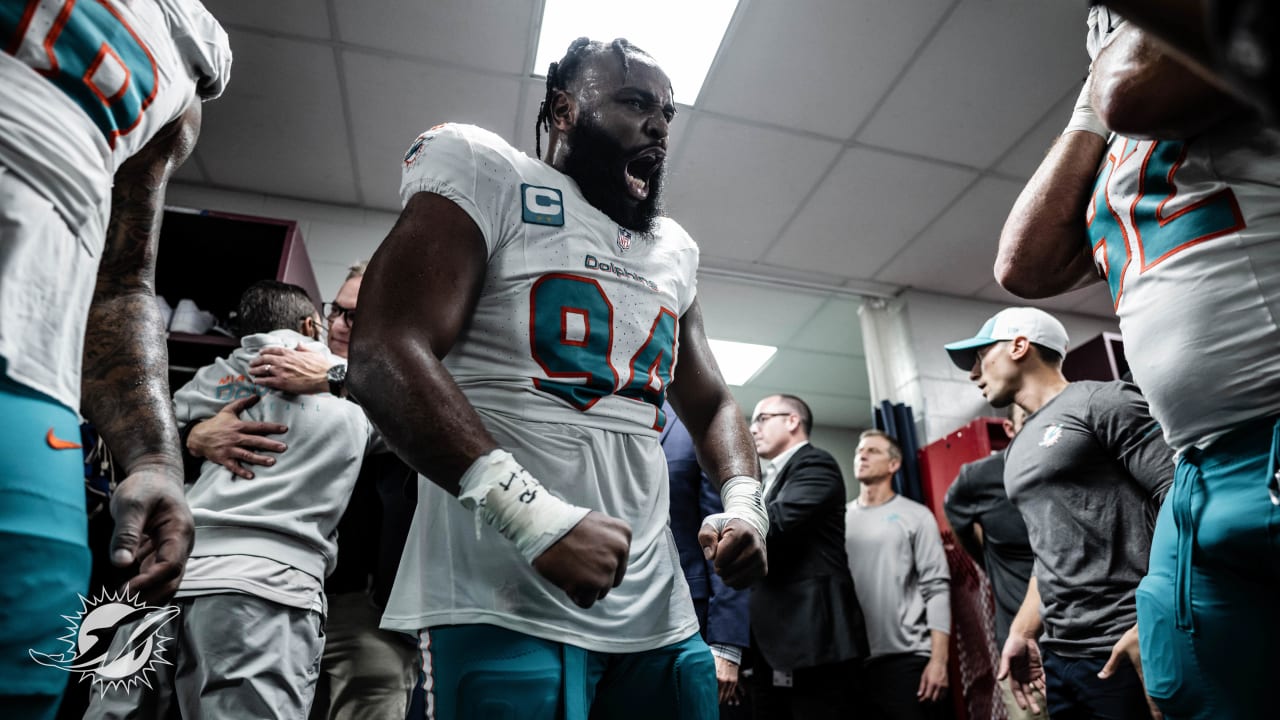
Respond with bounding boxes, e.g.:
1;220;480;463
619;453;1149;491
173;329;376;581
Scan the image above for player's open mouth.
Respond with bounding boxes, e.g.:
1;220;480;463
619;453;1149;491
624;148;664;201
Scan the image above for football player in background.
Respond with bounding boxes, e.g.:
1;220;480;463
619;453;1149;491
0;1;231;716
996;6;1279;718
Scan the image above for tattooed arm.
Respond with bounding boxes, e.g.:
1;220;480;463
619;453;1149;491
81;98;202;603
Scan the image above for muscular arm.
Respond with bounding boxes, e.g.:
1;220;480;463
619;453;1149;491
347;191;631;608
668;302;767;587
80;99;202;601
994;129;1106;299
667;300;757;489
345;191;496;489
1091;20;1243;139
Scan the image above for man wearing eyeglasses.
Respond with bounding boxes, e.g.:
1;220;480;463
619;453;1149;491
183;261;419;720
746;394;867;719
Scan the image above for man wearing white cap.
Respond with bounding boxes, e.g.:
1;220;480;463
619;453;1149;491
944;307;1172;720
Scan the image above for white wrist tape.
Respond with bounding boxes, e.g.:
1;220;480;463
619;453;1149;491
1063;79;1109;139
702;475;769;540
457;449;591;563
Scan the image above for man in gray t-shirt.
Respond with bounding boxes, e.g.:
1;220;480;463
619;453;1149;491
945;307;1171;720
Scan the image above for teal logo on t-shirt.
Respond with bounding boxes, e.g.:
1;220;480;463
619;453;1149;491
521;184;564;226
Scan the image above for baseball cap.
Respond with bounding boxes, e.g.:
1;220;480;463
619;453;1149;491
944;307;1069;371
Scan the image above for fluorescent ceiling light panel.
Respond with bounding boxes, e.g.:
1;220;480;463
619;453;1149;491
708;339;776;386
533;0;739;105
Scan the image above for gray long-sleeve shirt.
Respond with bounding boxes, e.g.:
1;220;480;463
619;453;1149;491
845;494;951;658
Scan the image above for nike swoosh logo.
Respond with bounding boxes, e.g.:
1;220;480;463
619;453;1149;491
46;428;82;450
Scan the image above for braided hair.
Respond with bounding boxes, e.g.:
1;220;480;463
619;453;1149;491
534;37;651;156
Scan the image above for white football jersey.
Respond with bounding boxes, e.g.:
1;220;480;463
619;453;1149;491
0;0;231;410
1083;7;1280;451
383;123;703;650
400;123;699;436
0;0;230;233
1086;122;1280;451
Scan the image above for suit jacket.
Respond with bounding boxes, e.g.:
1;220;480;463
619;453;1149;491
751;443;868;670
660;405;751;650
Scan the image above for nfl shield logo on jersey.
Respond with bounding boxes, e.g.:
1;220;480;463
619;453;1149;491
617;228;632;253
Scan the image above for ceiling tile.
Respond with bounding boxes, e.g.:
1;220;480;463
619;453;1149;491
333;0;534;74
665;117;841;262
700;0;952;139
749;348;870;399
198;34;358;204
789;298;865;356
994;83;1079;178
203;0;331;39
766;147;976;279
695;277;830;347
874;176;1024;294
857;0;1088;168
344;51;523;211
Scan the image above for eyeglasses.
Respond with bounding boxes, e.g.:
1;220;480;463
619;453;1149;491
325;301;355;326
750;412;791;427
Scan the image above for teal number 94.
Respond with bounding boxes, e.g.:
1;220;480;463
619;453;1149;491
530;274;677;429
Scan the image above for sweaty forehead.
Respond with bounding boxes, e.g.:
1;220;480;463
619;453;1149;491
574;50;672;101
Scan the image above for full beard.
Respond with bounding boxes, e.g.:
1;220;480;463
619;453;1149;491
562;117;665;233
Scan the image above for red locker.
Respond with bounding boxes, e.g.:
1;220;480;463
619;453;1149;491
917;417;1009;526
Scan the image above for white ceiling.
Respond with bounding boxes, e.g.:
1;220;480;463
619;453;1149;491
180;0;1118;428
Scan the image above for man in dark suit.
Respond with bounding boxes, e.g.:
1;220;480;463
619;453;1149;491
661;403;752;715
746;394;868;718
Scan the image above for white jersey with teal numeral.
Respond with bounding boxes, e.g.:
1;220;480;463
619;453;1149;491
0;0;230;232
385;123;702;651
399;122;698;436
1082;7;1280;451
1085;123;1280;451
0;0;230;411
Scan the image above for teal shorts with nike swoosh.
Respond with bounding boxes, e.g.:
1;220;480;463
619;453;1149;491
0;373;92;719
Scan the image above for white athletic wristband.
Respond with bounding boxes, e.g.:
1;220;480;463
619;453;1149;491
1063;79;1109;139
701;475;769;540
457;449;591;563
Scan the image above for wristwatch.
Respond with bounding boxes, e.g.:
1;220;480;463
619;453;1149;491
327;363;347;397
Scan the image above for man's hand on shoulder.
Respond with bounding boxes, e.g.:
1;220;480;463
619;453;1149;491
186;395;287;479
532;511;631;609
249;345;332;395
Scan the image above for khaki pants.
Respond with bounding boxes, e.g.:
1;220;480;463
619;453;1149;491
309;591;417;720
